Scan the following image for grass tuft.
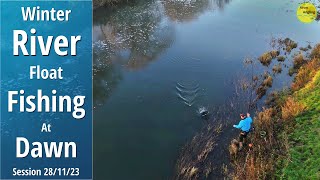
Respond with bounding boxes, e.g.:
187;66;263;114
258;50;280;66
293;53;306;69
277;56;286;62
272;64;282;74
310;43;320;58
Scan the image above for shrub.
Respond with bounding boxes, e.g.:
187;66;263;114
299;47;308;51
270;50;280;58
277;56;286;62
259;52;273;66
256;85;267;99
293;53;306;69
262;75;273;87
281;97;305;121
291;58;320;91
310;44;320;58
288;67;296;76
279;38;298;52
255;107;275;131
272;64;282;74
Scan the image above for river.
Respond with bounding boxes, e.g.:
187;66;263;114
93;0;320;179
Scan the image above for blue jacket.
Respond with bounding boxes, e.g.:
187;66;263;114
234;117;253;132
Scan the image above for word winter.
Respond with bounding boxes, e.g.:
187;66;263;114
21;6;71;21
13;28;81;56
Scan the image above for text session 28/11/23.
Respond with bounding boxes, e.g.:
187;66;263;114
12;167;80;177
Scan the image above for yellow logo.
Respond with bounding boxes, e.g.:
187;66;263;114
296;2;317;23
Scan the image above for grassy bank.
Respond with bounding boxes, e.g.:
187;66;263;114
231;45;320;179
279;66;320;178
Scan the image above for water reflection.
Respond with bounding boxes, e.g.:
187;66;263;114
162;0;231;22
93;1;175;69
92;0;233;106
93;1;177;106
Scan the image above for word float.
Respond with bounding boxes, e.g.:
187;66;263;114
30;65;63;80
13;28;81;56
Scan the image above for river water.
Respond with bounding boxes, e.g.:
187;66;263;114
93;0;320;179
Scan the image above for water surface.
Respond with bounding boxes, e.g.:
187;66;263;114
93;0;320;179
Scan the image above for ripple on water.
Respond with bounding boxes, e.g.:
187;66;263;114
175;81;201;107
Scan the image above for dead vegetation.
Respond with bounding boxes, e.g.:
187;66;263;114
255;72;273;100
278;38;298;52
230;107;277;179
272;64;282;74
174;41;319;180
277;56;286;62
310;44;320;58
230;94;306;179
262;73;273;87
281;97;305;121
291;58;320;91
293;53;306;69
258;50;279;66
229;45;320;180
229;139;239;159
174;123;223;180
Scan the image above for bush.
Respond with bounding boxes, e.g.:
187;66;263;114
279;38;298;52
293;53;306;69
259;52;273;66
310;44;320;59
263;74;273;87
270;50;280;58
288;67;296;76
292;58;320;91
272;64;282;74
255;107;275;131
281;97;305;121
277;56;286;62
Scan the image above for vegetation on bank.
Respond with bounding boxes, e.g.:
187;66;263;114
231;45;320;179
173;38;319;179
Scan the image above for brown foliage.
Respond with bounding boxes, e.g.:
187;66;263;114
258;50;279;66
277;56;286;62
293;53;306;69
231;108;277;180
281;97;305;121
262;74;273;87
272;64;282;74
310;44;320;59
291;58;320;91
278;38;298;52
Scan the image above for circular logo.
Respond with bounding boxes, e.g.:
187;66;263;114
296;2;317;23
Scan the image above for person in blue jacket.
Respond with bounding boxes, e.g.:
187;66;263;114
233;113;253;150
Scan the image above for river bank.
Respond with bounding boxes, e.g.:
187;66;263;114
230;44;320;179
174;41;320;179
